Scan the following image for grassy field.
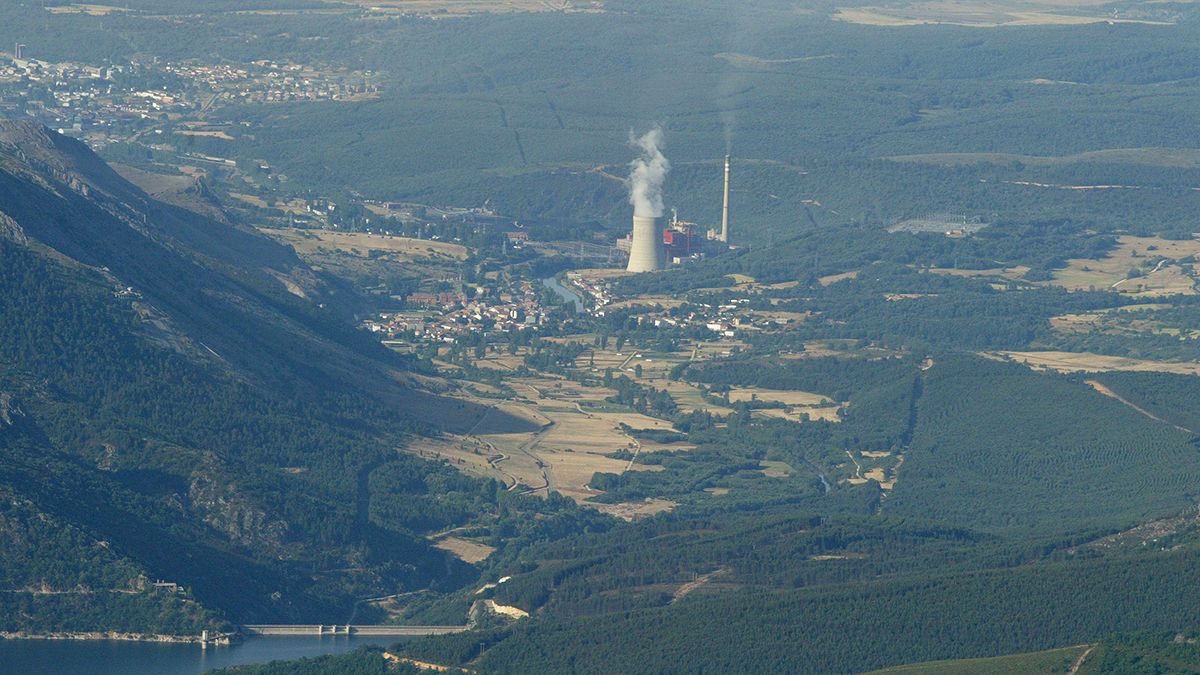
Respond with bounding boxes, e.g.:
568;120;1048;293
993;350;1200;375
175;129;235;141
414;376;687;514
834;0;1172;27
431;536;496;564
45;3;131;15
259;227;469;261
887;147;1200;169
1049;303;1200;340
333;0;603;16
728;386;845;422
845;450;904;490
1051;235;1200;295
867;644;1090;674
927;266;1032;283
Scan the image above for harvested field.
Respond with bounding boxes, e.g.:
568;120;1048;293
46;3;130;15
657;380;734;417
403;436;520;486
261;227;469;261
432;536;496;564
818;271;859;286
175;129;235;141
433;377;690;505
927;266;1032;282
991;350;1200;375
729;387;831;407
337;0;603;16
591;499;676;521
728;386;845;423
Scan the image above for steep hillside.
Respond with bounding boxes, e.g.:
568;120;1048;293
0;121;536;630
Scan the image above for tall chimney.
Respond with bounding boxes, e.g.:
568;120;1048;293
626;215;665;273
720;155;730;243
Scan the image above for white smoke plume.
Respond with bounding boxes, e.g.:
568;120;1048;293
627;127;670;218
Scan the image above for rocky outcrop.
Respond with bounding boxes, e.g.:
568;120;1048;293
188;458;289;553
0;393;24;428
0;211;26;245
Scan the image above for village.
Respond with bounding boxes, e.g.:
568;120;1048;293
0;49;376;145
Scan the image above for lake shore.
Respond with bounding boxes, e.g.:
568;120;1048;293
0;630;235;645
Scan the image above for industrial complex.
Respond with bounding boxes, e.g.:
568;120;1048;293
620;154;733;272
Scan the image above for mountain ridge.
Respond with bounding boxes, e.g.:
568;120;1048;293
0;121;534;631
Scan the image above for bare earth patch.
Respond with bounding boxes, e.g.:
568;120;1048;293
260;227;468;261
432;536;496;564
990;350;1200;375
591;499;676;521
818;271;860;286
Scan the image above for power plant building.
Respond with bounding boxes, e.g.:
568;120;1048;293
620;154;731;272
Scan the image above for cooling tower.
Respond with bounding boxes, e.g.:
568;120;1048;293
626;214;665;272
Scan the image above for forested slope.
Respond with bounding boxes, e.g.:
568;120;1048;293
0;121;538;629
886;356;1200;534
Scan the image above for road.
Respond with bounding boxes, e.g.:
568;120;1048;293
1068;645;1096;675
671;568;727;604
464;391;553;496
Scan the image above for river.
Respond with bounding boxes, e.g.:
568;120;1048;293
0;635;408;674
541;275;584;313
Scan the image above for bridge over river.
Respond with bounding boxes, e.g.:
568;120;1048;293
241;625;468;637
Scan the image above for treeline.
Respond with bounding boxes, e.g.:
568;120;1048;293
684;354;917;402
1079;631;1200;674
208;647;422;675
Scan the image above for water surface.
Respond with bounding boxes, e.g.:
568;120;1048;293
542;276;585;313
0;635;405;674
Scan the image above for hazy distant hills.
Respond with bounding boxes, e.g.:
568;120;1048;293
0;121;532;632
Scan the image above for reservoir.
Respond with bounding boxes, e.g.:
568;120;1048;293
0;635;408;674
542;275;584;313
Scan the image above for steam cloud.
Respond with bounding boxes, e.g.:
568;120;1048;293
627;127;670;218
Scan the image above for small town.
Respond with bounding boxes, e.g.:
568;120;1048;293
0;46;377;146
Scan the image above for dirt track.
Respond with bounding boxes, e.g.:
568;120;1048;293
1085;379;1193;433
